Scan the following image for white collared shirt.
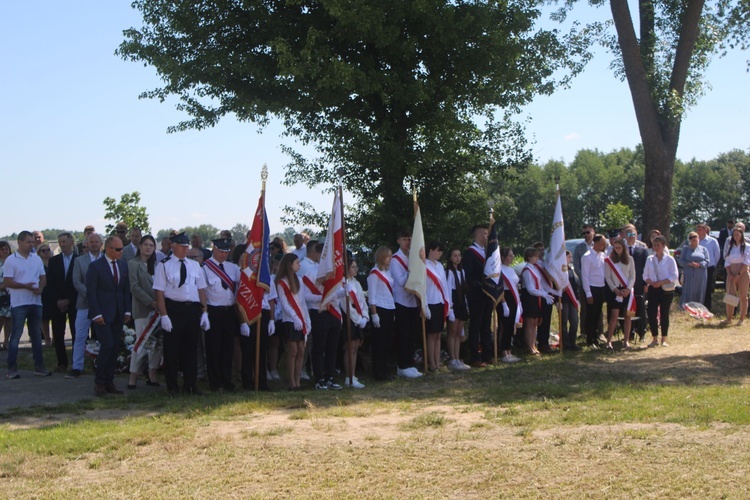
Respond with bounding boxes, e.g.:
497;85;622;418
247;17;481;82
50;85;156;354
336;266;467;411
390;249;416;307
425;259;451;308
4;252;45;307
203;257;240;306
366;267;395;310
153;254;207;302
643;253;678;283
581;249;606;298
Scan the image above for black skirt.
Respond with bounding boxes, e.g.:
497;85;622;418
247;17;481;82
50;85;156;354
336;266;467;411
425;303;446;333
281;321;306;342
520;289;541;319
451;290;469;321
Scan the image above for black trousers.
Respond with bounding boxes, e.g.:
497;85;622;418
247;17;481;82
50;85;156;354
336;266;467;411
584;286;606;344
205;304;237;391
467;293;493;362
371;306;395;380
537;298;554;347
312;310;341;382
647;287;674;338
239;309;270;390
394;304;420;369
93;317;123;386
498;296;517;352
163;299;202;394
633;292;646;338
51;307;77;368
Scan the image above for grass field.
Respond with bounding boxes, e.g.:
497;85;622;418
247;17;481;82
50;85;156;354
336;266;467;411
2;312;749;498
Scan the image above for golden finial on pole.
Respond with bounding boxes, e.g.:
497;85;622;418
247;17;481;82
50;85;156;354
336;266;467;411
261;163;268;190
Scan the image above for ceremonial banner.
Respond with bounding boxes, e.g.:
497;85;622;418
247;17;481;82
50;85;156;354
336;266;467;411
546;188;579;307
237;195;271;325
483;219;504;306
405;205;428;318
317;190;345;312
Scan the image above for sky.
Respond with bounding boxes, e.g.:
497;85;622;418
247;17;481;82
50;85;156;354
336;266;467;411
1;1;748;239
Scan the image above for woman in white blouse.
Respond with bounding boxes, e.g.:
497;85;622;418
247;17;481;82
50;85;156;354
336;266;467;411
604;238;636;349
340;258;369;388
499;248;522;363
424;241;454;372
520;247;554;355
643;235;678;346
445;249;470;370
722;226;750;326
367;246;395;381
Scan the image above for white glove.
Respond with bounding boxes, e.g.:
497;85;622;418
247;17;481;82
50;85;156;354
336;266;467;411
371;314;381;328
424;308;431;320
502;302;510;317
200;312;210;330
268;319;276;335
293;316;304;331
240;323;250;337
358;318;367;329
160;315;173;332
448;311;455;322
336;286;347;298
544;295;554;306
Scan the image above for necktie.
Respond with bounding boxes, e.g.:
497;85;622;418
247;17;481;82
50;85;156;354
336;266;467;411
629;246;633;256
219;263;228;289
179;259;187;287
112;260;118;285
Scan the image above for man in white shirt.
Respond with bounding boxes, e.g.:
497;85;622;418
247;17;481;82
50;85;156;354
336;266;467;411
4;231;50;379
696;223;720;309
581;234;608;348
292;233;308;260
392;229;422;378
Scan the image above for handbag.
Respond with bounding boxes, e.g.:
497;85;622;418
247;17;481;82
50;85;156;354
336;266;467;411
723;293;740;307
651;257;677;292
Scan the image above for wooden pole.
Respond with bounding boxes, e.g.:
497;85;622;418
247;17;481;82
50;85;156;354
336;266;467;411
254;165;268;391
338;176;353;387
414;189;428;374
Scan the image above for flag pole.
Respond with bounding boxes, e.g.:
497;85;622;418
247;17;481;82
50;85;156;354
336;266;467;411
414;188;428;375
555;177;564;354
254;165;268;391
489;207;498;365
338;169;354;387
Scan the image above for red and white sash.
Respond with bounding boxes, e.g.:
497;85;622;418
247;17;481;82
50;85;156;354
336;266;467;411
564;284;580;309
302;275;323;296
278;279;309;335
203;259;236;293
522;266;542;310
392;254;408;271
502;272;522;324
468;246;485;264
369;269;393;295
133;310;161;353
535;263;554;288
604;257;636;316
426;267;449;320
348;284;364;318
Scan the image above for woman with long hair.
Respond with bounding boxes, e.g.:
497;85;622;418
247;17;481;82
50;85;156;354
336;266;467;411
340;258;368;388
445;248;470;370
367;246;396;380
721;226;750;326
604;238;635;349
275;253;311;390
499;247;521;362
127;235;163;389
520;247;554;355
424;241;453;372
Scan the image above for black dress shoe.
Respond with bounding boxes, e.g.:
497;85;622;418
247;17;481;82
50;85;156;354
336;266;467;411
127;384;137;390
106;383;124;395
145;376;160;387
95;384;107;396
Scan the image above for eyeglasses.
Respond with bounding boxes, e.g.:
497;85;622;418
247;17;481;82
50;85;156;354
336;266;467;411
582;231;592;235
626;232;635;237
689;235;698;240
187;255;201;260
111;247;124;252
39;249;51;253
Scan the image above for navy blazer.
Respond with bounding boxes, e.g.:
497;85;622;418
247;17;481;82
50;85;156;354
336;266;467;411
86;257;131;323
631;246;648;293
47;252;78;306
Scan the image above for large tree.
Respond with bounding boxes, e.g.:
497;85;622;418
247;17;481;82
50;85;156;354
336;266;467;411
118;0;583;248
556;0;748;238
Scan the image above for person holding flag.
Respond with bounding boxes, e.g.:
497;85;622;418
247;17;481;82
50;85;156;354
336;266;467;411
424;241;454;372
520;247;555;355
340;257;368;388
500;247;522;363
313;190;347;390
392;229;423;378
236;169;273;391
404;199;429;376
482;217;507;364
603;238;636;350
462;224;493;367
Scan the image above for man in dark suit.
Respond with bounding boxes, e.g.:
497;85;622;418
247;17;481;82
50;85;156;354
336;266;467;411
87;236;131;396
623;225;648;341
462;224;493;367
717;219;734;286
47;232;78;371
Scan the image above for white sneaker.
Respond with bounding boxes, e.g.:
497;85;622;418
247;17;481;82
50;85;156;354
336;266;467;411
448;359;460;371
344;376;365;389
455;360;471;371
300;369;311;381
397;367;423;379
501;354;521;364
269;370;281;381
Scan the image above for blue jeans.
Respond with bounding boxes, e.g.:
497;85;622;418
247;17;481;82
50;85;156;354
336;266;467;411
7;304;44;371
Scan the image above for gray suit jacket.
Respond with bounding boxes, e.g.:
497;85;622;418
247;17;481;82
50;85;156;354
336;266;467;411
72;253;99;310
128;258;155;320
121;243;138;263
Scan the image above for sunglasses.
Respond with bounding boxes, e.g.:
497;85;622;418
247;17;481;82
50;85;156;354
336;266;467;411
111;247;124;252
39;249;51;253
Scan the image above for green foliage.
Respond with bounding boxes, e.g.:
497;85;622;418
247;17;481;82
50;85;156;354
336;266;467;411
602;203;634;233
118;0;586;252
102;192;151;235
229;223;249;243
179;225;220;245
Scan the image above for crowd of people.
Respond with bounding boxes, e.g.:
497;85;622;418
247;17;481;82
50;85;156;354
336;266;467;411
0;217;745;394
